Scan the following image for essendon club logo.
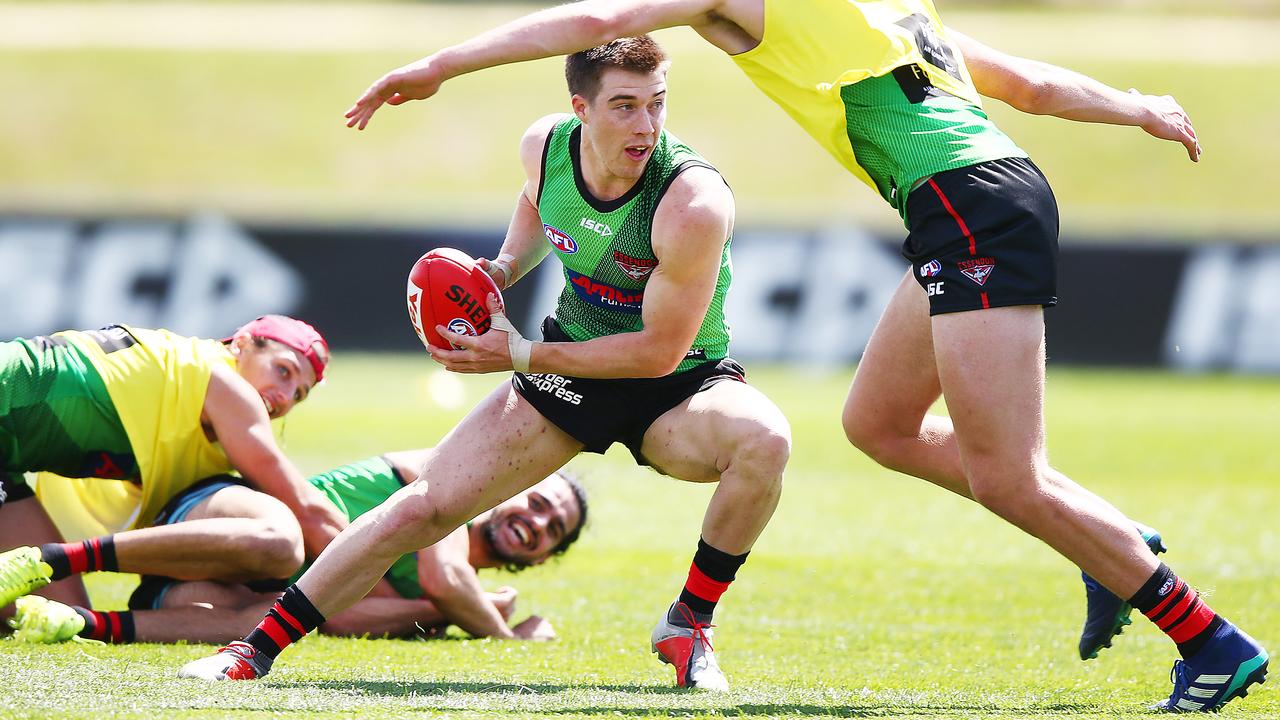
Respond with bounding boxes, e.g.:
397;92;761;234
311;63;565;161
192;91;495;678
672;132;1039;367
614;250;657;281
544;224;577;254
958;257;996;286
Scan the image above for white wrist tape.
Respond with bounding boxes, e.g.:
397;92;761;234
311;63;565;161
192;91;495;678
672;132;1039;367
489;311;532;373
492;253;517;289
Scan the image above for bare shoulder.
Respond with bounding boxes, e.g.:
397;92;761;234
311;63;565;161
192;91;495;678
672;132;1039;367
659;164;734;228
203;362;258;416
519;114;570;166
519;113;570;191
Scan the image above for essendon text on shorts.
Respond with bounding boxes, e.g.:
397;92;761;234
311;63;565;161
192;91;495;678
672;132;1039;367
445;284;493;332
524;373;584;405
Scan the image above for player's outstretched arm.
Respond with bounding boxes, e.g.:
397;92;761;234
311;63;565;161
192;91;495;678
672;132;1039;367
414;529;519;639
952;30;1201;161
203;365;349;559
344;0;724;130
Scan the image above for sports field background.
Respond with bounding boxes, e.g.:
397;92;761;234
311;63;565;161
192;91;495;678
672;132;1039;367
1;3;1279;236
2;362;1278;718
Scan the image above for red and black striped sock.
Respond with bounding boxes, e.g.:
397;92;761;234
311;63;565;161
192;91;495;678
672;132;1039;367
40;537;118;581
243;585;326;660
72;606;135;644
1129;562;1224;659
673;537;749;626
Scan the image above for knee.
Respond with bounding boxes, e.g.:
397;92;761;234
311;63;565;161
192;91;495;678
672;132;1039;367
734;421;792;487
842;406;897;469
373;484;471;551
966;463;1053;523
242;517;304;579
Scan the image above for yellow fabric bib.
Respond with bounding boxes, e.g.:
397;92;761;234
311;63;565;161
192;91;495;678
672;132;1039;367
731;0;980;191
36;327;236;539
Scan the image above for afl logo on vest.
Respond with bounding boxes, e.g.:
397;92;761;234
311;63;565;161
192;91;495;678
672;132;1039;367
543;224;578;254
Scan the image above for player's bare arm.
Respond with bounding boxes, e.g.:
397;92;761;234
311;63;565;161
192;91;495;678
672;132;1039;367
952;30;1201;162
202;365;348;558
432;166;733;378
413;527;519;639
344;0;762;130
477;115;563;289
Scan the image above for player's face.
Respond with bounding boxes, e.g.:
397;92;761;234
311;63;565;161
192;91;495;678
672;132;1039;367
484;475;582;567
234;338;318;419
577;67;668;181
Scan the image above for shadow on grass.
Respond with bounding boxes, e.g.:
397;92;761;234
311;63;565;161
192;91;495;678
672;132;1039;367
274;680;1106;717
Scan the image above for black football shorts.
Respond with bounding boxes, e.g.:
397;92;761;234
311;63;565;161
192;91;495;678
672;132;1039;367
512;317;746;465
902;156;1060;315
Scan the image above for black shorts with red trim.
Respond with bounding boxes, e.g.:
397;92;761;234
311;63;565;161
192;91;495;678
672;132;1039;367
511;317;746;466
902;156;1060;316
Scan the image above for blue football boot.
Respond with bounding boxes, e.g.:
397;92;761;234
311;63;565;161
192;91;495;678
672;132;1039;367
1156;619;1268;712
1079;523;1167;660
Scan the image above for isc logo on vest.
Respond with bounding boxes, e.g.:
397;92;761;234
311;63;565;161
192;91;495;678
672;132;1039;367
579;218;613;237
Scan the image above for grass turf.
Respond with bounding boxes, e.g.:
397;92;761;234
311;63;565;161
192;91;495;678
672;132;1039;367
3;359;1278;718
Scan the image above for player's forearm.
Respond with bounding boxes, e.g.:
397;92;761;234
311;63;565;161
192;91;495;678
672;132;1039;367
430;589;516;639
530;330;685;379
432;0;699;82
1004;62;1151;128
496;192;552;287
249;461;348;557
321;597;446;638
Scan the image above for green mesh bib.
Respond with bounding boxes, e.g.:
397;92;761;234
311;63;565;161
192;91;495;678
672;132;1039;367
536;117;732;374
841;66;1027;220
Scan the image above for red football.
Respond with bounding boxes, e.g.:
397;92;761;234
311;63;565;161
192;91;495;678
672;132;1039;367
406;247;503;350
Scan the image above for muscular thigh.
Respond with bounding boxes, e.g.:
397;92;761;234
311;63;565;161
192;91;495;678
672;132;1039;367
182;484;295;524
932;305;1046;464
408;382;584;521
639;380;790;483
845;270;943;431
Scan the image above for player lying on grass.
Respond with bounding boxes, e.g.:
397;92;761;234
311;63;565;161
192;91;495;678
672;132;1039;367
340;0;1265;712
0;316;346;625
8;449;586;643
180;36;791;690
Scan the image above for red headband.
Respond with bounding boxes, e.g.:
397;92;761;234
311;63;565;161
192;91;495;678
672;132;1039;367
228;315;330;383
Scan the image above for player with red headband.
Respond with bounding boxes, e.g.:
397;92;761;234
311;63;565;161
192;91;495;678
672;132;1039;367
0;317;347;641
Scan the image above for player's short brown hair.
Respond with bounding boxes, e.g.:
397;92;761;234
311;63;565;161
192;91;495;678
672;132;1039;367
565;35;669;101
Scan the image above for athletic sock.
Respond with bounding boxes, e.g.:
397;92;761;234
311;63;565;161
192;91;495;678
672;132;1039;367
73;606;135;644
1129;562;1224;659
40;537;118;580
671;537;749;627
243;585;326;660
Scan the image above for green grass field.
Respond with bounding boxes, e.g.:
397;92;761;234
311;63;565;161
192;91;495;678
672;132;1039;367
3;359;1278;719
2;4;1279;236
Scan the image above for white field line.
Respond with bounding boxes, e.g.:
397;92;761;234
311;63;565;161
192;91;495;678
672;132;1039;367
0;3;1276;65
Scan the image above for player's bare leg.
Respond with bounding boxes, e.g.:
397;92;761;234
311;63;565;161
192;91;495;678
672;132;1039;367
842;271;969;498
112;486;303;581
178;383;582;680
931;305;1153;594
640;380;791;690
934;305;1267;709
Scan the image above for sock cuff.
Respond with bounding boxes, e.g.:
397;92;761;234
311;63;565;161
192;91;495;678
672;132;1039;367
693;537;750;584
282;585;326;628
1128;562;1175;613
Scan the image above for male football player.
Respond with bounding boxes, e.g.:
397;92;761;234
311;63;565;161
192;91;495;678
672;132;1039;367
336;0;1264;712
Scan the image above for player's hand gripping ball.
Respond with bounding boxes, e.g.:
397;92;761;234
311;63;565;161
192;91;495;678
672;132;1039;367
406;248;503;350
